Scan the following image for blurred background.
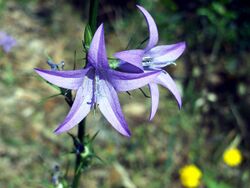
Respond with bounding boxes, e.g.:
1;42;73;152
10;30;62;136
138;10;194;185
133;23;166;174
0;0;249;187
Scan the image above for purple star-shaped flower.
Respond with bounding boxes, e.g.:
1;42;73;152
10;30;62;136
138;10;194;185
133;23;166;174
35;24;160;136
114;5;186;120
0;31;17;53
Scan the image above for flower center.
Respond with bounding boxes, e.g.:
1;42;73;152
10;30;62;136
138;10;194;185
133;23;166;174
142;56;153;67
142;55;176;70
94;74;100;104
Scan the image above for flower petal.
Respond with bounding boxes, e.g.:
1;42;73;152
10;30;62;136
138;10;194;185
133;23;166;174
114;49;144;71
34;67;91;90
146;42;186;62
155;72;182;108
109;69;161;92
148;83;159;120
137;5;158;51
88;23;109;69
98;79;131;137
54;74;94;134
118;61;144;73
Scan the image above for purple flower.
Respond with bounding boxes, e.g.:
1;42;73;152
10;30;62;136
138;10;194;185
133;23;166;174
0;31;17;53
114;5;186;120
35;24;160;136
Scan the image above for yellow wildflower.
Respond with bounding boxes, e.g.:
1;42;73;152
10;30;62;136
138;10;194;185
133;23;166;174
223;148;243;167
179;164;202;188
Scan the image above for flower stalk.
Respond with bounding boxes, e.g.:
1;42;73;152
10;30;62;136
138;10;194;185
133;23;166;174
72;118;85;188
72;0;99;187
89;0;99;33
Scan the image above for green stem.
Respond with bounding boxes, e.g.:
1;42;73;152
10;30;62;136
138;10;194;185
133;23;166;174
89;0;99;32
72;119;85;188
71;1;99;187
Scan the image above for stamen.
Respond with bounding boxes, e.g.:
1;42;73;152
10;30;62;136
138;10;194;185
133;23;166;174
143;57;177;70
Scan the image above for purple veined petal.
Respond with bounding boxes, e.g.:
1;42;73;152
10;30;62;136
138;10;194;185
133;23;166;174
137;5;158;51
118;61;144;73
88;23;109;69
148;83;159;121
54;73;94;134
155;72;182;109
34;67;91;90
97;79;131;137
109;69;161;92
146;42;186;62
114;49;144;71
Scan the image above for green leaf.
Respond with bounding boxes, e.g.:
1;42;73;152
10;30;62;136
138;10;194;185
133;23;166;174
84;24;93;47
212;2;226;16
204;170;233;188
90;130;100;142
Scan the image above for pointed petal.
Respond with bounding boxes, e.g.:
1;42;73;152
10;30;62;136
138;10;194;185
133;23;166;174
146;42;186;62
54;74;94;134
155;72;182;108
118;61;144;73
88;23;109;69
137;5;158;51
109;69;161;92
98;79;131;137
114;49;144;71
148;83;159;120
35;67;91;89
